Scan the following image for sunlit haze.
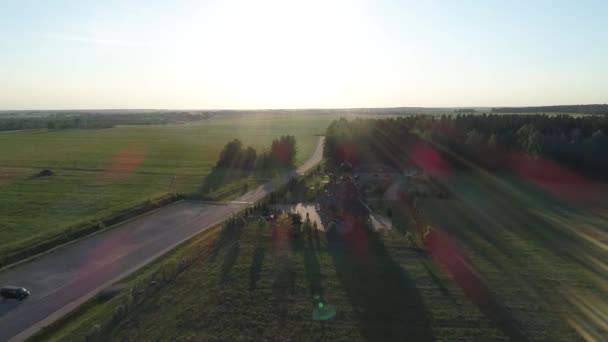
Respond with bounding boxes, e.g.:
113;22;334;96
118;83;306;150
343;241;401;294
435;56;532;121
1;0;607;109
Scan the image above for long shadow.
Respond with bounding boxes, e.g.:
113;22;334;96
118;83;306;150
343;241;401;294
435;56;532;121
425;230;529;341
220;241;240;283
249;247;265;290
271;253;296;327
209;219;244;262
456;173;604;277
327;219;435;341
249;222;268;290
303;226;323;298
200;167;251;199
270;217;298;327
312;224;321;249
201;164;298;201
428;169;604;340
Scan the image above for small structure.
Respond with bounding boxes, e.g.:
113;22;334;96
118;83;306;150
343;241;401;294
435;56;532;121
38;169;54;177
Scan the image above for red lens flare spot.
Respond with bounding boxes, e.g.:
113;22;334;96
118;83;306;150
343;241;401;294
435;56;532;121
336;142;359;165
271;143;290;164
103;144;147;180
409;143;450;178
339;214;369;256
508;153;598;202
79;231;130;278
272;214;293;250
425;229;488;306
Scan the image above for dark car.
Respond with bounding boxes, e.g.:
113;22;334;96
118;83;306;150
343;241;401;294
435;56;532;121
0;286;30;300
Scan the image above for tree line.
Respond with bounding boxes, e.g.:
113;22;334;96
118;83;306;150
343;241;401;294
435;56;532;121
216;135;297;170
324;114;608;179
0;112;209;131
492;104;608;115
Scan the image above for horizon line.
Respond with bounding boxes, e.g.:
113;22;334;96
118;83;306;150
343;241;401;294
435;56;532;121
1;103;607;112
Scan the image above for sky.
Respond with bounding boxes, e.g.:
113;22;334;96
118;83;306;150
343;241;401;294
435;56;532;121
1;0;607;110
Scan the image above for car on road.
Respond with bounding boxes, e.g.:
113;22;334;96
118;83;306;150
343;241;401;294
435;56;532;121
1;286;31;300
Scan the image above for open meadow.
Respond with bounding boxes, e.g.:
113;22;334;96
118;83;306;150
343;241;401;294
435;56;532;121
0;113;331;262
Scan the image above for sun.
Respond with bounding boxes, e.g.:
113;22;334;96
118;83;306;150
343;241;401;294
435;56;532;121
179;0;374;108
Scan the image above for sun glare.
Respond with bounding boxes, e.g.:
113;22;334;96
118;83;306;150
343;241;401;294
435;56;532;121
177;0;379;108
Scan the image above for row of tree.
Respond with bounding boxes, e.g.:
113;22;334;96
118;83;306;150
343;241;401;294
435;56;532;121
216;135;297;170
324;114;608;179
492;104;608;115
324;117;420;167
0;112;208;131
421;114;608;177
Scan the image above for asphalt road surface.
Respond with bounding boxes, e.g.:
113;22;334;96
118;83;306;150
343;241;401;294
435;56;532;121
0;137;324;342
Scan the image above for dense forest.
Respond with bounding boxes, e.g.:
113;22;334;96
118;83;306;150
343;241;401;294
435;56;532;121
0;112;209;131
492;104;608;115
325;114;608;179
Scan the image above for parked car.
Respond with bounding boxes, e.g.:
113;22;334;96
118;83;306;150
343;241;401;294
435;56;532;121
0;286;30;300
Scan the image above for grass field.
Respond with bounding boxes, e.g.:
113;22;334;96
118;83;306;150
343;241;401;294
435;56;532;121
33;172;511;342
0;113;331;260
422;169;608;341
27;155;608;341
32;220;509;341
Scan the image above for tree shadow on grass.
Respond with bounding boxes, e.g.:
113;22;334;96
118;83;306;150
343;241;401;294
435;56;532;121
249;221;269;290
220;241;240;283
425;170;597;341
249;247;265;290
327;219;435;342
425;229;529;342
209;219;244;263
450;172;601;275
303;233;323;299
272;253;296;327
200;167;252;200
312;225;321;249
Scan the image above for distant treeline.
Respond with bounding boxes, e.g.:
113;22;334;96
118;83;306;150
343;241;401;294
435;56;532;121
0;112;210;131
492;104;608;115
454;109;477;114
325;114;608;179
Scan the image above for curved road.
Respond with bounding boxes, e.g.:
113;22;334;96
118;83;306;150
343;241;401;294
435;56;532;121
0;137;324;342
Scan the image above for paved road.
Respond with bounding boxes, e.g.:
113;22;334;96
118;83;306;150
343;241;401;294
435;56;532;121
0;137;324;342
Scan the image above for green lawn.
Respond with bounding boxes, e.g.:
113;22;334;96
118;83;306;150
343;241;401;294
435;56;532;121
0;113;331;259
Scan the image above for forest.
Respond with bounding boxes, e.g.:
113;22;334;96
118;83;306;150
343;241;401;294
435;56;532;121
324;114;608;178
492;104;608;114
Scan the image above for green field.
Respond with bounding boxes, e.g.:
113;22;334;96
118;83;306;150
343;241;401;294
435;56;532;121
33;209;506;341
422;169;608;341
0;113;331;260
32;170;513;342
27;155;608;341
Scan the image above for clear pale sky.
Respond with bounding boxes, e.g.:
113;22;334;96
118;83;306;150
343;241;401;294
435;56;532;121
1;0;607;110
